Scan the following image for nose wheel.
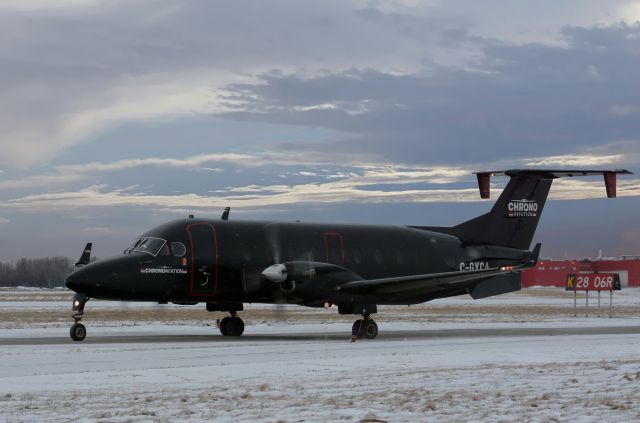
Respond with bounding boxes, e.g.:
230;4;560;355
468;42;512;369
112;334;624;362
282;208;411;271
70;323;87;341
69;293;89;341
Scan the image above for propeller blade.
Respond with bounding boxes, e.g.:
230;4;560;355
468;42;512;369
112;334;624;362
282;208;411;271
264;223;281;264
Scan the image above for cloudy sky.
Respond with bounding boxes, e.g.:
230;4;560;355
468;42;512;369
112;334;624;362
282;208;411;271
0;0;639;261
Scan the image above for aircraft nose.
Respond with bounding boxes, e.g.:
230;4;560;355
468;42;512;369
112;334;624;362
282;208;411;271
65;268;89;293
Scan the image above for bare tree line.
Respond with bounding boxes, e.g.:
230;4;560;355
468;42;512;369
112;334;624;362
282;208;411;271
0;257;74;287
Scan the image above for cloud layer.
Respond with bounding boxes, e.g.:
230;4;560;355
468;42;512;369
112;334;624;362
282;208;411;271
0;1;639;260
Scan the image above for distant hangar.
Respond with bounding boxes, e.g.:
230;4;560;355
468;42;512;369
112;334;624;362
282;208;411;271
522;256;640;288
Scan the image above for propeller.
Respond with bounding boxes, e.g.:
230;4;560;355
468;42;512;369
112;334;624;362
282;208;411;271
262;223;286;320
262;224;324;323
264;223;282;264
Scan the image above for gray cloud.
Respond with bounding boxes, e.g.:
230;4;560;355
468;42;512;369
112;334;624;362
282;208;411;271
2;1;634;168
0;0;449;168
216;24;640;167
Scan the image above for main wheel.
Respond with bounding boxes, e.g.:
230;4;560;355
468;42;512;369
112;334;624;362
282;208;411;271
70;323;86;341
364;320;378;339
228;317;245;336
219;316;232;336
352;319;364;339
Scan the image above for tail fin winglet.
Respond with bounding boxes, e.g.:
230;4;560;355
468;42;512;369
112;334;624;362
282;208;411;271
527;243;541;268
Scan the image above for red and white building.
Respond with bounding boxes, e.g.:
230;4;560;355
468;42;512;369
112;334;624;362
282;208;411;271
522;256;640;288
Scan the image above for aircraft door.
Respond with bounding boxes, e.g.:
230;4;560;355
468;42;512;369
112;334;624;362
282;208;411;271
187;223;218;297
324;232;344;266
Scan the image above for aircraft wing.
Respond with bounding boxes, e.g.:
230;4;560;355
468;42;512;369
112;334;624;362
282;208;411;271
335;244;540;299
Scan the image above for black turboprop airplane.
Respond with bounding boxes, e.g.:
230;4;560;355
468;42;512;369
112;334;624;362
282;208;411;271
65;169;631;341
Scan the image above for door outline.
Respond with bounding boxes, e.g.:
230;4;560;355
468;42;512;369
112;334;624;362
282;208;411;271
324;232;344;266
187;223;218;297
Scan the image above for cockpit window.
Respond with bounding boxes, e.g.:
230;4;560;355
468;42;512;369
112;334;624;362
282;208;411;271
159;244;170;256
131;237;167;256
124;239;142;254
171;242;187;257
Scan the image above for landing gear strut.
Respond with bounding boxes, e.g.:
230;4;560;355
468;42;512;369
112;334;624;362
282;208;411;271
352;313;378;340
219;311;245;336
70;293;89;341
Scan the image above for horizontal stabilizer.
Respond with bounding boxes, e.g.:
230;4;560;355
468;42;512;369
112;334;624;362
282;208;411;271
474;169;633;199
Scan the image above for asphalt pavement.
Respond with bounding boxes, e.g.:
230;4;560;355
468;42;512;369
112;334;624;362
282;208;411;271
2;325;640;345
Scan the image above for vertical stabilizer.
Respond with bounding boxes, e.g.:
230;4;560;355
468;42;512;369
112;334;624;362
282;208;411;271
451;169;632;250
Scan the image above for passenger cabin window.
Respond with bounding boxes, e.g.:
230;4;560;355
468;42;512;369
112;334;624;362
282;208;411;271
353;248;362;264
374;248;383;265
171;242;187;257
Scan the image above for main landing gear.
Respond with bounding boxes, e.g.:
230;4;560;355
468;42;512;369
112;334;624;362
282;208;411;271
207;303;245;337
219;312;245;337
70;293;89;341
352;313;379;340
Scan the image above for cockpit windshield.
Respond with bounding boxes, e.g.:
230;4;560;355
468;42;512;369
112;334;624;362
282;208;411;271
128;237;167;256
124;239;142;254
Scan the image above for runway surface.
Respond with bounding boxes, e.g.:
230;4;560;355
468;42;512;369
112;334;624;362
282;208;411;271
3;324;640;345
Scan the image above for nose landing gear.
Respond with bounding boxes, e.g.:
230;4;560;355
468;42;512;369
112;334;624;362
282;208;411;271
70;293;89;341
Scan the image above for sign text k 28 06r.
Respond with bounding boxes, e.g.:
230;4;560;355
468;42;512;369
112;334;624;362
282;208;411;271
566;273;621;291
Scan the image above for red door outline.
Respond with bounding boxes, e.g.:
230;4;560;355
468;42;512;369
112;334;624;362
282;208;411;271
187;223;218;297
324;232;344;266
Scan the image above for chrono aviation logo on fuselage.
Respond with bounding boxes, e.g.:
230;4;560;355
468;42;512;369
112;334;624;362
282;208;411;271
507;199;538;217
140;267;187;274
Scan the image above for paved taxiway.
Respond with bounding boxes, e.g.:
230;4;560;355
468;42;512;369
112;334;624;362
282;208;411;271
3;325;640;345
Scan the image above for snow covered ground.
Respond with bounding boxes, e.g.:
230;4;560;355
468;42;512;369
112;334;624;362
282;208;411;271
1;288;640;422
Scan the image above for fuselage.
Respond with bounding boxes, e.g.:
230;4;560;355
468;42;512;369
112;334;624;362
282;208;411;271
65;217;525;306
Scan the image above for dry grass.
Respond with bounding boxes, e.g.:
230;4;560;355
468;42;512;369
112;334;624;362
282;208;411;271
4;303;640;327
0;289;638;327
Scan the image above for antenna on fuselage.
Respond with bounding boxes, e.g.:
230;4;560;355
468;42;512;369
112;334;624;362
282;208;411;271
221;206;230;221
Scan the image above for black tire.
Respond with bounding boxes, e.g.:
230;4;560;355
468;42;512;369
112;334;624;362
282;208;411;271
219;316;232;336
352;319;364;339
364;320;378;339
228;317;245;336
70;323;86;341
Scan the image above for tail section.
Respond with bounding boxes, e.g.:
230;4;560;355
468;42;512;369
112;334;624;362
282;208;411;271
451;169;632;250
